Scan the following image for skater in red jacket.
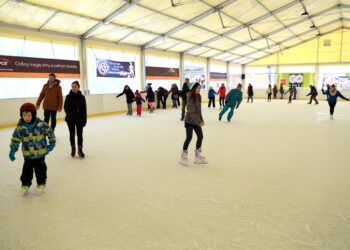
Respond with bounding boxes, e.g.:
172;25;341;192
218;83;226;109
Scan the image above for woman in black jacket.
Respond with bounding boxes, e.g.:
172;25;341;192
116;85;135;115
64;81;87;158
169;84;180;108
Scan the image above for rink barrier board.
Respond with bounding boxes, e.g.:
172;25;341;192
0;98;339;129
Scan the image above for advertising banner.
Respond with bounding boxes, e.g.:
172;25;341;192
96;58;135;78
278;73;315;89
184;66;206;89
210;72;227;81
0;55;80;78
146;66;179;80
322;73;350;89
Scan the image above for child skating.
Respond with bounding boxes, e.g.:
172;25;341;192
285;86;294;103
219;84;243;122
218;83;226;109
322;84;349;119
208;87;217;108
266;84;272;102
180;83;207;166
134;90;146;117
9;103;56;195
306;85;319;104
247;83;253;103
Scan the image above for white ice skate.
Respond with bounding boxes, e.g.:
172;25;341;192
194;149;208;164
37;185;45;196
179;150;190;166
330;115;334;120
21;186;29;195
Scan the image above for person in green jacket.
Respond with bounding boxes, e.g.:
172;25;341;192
219;84;243;122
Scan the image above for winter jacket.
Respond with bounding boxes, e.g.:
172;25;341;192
64;90;87;126
285;87;294;96
169;86;180;99
185;94;203;126
307;86;318;97
273;86;278;94
157;87;168;97
36;79;63;111
117;88;135;103
248;85;254;96
208;89;217;98
322;89;349;103
225;89;243;107
218;86;226;98
280;86;284;94
142;87;155;102
181;83;190;100
267;86;272;94
10;118;56;159
134;95;146;105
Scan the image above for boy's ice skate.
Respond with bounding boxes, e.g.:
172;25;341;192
22;185;29;195
179;150;190;166
37;184;45;196
194;149;208;164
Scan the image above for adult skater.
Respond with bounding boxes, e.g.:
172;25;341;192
285;86;295;103
273;84;278;99
181;78;190;121
208;87;217;108
266;84;272;102
247;83;253;103
9;103;56;195
156;87;168;109
169;84;180;108
322;84;349;119
219;83;243;122
218;83;226;109
293;85;297;100
280;84;284;99
306;85;319;105
64;81;87;158
180;82;207;166
116;85;134;116
36;73;63;132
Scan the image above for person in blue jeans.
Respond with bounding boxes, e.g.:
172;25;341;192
219;84;243;122
208;86;218;108
322;84;349;119
293;85;297;100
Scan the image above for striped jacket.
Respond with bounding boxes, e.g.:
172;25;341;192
10;118;56;159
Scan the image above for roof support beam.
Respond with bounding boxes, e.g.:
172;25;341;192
142;0;237;49
184;0;301;54
82;0;141;39
39;11;58;31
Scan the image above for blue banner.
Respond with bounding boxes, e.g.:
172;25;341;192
96;59;135;78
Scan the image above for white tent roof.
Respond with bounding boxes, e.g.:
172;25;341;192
0;0;349;64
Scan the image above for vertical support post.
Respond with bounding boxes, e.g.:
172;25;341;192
226;61;230;87
276;53;280;86
141;47;146;90
315;37;320;88
207;57;210;90
180;52;184;88
81;38;89;95
340;28;344;62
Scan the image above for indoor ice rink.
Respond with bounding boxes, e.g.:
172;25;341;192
0;0;350;249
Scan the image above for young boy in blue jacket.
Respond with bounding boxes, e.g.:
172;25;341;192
219;84;243;122
208;87;218;108
9;103;56;195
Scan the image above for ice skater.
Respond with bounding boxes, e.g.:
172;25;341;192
64;81;87;158
9;103;56;195
273;84;278;99
266;84;272;102
142;83;155;113
285;86;295;103
180;83;207;166
116;85;135;116
219;83;243;122
156;87;169;109
280;84;284;99
247;83;253;103
293;85;297;100
180;78;190;121
306;85;319;105
169;84;180;108
218;83;226;109
208;86;217;108
134;90;146;117
322;84;349;119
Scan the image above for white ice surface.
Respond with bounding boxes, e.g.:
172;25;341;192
0;100;350;250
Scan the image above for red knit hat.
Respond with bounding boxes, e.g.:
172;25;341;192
20;103;37;122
